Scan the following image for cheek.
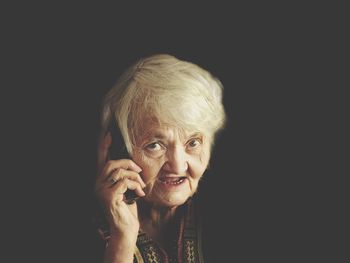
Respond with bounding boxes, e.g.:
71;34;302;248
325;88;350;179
141;166;159;183
132;153;163;182
199;146;211;168
189;151;210;178
200;150;210;167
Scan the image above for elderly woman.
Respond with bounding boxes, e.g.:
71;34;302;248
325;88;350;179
95;54;226;262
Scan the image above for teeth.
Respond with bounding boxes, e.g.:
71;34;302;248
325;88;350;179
159;177;185;185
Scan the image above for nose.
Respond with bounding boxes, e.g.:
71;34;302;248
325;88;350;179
162;146;188;175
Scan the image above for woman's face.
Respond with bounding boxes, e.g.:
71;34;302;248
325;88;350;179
132;122;211;208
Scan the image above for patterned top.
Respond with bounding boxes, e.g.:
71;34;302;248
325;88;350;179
95;198;204;263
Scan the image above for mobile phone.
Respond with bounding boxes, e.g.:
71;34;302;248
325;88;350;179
108;118;139;204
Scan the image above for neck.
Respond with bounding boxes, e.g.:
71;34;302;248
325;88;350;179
139;200;178;228
138;200;183;243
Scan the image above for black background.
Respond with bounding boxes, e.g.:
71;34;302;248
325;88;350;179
3;3;346;262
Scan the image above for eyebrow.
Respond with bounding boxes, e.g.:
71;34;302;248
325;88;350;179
147;132;167;140
188;132;203;138
147;131;203;141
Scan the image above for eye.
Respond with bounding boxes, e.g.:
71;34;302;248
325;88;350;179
145;142;163;152
143;141;166;158
187;138;202;149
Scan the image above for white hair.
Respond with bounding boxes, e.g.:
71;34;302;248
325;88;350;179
101;54;226;154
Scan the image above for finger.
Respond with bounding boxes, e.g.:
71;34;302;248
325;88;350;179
106;168;146;188
111;179;146;203
99;159;142;180
97;132;112;174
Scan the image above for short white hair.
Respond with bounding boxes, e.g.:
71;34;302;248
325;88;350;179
101;54;226;154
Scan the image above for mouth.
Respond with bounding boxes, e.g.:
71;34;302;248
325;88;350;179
158;176;187;185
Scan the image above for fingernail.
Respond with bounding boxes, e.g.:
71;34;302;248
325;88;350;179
135;166;142;173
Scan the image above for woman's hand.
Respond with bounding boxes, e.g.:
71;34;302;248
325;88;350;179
95;132;146;262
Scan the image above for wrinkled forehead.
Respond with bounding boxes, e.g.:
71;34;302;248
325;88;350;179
131;116;201;144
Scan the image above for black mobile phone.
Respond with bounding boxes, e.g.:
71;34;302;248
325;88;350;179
108;118;139;204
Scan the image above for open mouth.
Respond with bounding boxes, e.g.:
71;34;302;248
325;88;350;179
158;176;187;185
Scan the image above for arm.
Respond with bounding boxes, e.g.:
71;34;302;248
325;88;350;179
103;235;135;263
96;132;145;263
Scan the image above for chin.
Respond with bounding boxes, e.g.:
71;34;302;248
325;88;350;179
147;192;191;208
162;197;188;208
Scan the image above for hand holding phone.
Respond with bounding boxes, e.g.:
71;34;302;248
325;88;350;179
108;118;141;204
94;119;145;241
